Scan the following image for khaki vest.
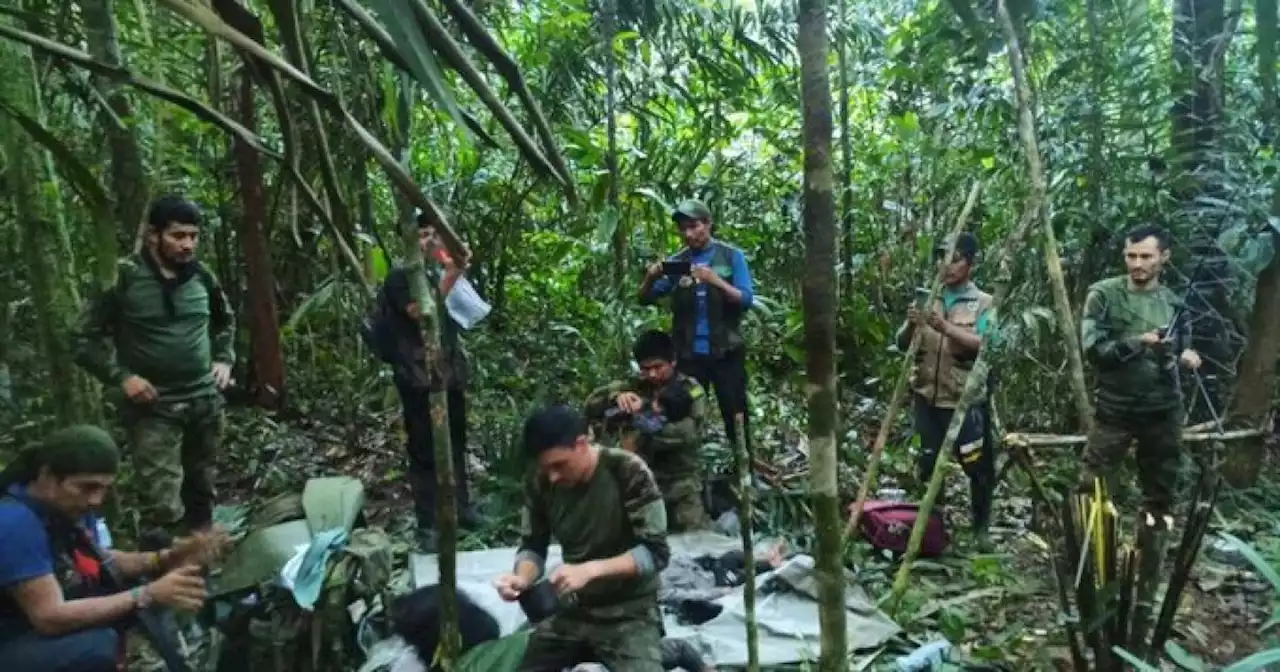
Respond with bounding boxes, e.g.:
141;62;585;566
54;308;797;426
911;283;993;408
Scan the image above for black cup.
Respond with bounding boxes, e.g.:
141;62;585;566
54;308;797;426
518;580;561;623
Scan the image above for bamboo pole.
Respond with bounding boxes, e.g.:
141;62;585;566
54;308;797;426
1003;426;1265;448
995;0;1095;435
843;181;983;544
732;414;760;671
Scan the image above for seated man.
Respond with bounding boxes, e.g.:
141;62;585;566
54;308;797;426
494;405;670;672
585;330;711;532
0;425;224;672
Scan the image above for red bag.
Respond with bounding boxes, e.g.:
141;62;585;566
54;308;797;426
856;500;950;557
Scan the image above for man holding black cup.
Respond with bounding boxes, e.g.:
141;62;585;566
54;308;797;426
638;199;756;456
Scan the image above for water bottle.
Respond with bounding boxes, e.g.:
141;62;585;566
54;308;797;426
94;518;114;550
894;640;952;671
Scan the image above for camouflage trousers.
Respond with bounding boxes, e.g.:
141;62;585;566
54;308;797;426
518;606;663;671
122;395;224;535
659;473;710;533
1079;408;1181;516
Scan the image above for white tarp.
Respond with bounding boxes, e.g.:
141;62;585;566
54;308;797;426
409;531;900;667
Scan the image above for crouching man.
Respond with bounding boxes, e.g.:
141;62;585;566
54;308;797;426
0;425;225;671
493;405;669;671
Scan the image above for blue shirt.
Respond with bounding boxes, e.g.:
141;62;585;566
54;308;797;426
0;485;103;639
646;242;755;356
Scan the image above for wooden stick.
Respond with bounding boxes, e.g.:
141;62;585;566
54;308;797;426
1004;426;1265;448
843;181;983;544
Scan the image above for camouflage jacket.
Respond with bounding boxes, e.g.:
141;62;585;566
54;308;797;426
1081;276;1188;415
583;373;707;481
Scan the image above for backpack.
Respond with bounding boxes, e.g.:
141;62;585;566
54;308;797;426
210;478;395;672
858;501;950;558
360;284;400;365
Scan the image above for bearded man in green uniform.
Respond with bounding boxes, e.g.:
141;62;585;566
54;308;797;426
584;330;711;532
1079;224;1202;518
71;195;235;537
493;405;669;671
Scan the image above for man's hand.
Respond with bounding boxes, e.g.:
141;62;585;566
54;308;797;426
691;265;719;285
615;392;645;414
645;262;663;279
493;573;529;602
122;375;157;403
906;306;923;327
147;564;207;612
925;311;948;333
1180;349;1202;370
1140;331;1163;346
212;362;233;390
167;528;233;569
549;562;599;595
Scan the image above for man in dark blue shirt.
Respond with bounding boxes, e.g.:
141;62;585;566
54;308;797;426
639;199;755;457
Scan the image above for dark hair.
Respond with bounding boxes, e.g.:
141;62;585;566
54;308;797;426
1125;224;1171;250
936;231;979;263
633;330;675;363
522;405;586;459
147;195;202;232
656;382;695;423
0;425;121;492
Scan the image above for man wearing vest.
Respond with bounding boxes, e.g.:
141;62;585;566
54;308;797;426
894;232;997;549
639;199;755;457
72;195;235;539
494;405;670;671
0;425;224;671
380;216;482;551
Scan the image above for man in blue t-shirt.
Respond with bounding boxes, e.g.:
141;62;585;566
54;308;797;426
0;425;224;671
638;199;755;462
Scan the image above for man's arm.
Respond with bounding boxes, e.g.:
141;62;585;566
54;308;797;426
639;274;675;305
584;380;627;421
70;287;130;387
9;575;138;636
513;477;552;584
726;248;755;308
206;271;236;365
1081;289;1143;366
595;454;670;580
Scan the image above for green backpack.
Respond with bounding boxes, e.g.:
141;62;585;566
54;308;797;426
210;477;395;672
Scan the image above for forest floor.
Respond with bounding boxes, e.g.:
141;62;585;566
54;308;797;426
202;403;1277;670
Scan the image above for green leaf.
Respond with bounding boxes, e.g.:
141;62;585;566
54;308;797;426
0;99;111;220
1219;532;1280;593
1164;641;1208;671
362;0;469;135
1222;648;1280;672
1111;647;1159;671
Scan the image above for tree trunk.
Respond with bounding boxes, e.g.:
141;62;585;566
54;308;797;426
81;0;148;271
1223;0;1278;486
999;0;1094;434
232;60;285;408
797;0;847;668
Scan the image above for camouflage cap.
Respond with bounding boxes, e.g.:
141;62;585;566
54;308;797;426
672;199;713;222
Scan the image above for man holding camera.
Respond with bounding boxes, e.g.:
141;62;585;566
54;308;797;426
1079;224;1201;521
638;199;755;456
894;232;997;548
584;330;711;532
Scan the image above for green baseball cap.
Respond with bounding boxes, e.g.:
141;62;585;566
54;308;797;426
672;199;712;222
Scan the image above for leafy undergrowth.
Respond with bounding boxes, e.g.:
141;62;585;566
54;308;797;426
202;401;1277;671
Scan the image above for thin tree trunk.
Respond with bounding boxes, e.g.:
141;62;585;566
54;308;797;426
798;0;847;668
81;0;148;271
1223;0;1279;485
232;58;285;408
1075;0;1108;310
732;415;759;670
602;0;623;280
997;0;1094;433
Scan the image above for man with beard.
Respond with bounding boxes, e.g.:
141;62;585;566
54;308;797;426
638;200;755;457
72;195;235;539
894;232;997;549
1079;224;1202;519
379;215;482;551
584;330;710;532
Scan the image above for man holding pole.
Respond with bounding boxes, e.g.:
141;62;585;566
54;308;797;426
894;232;997;549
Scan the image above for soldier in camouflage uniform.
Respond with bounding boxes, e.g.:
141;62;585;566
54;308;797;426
1080;224;1202;518
71;195;235;537
494;405;669;671
584;330;711;532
